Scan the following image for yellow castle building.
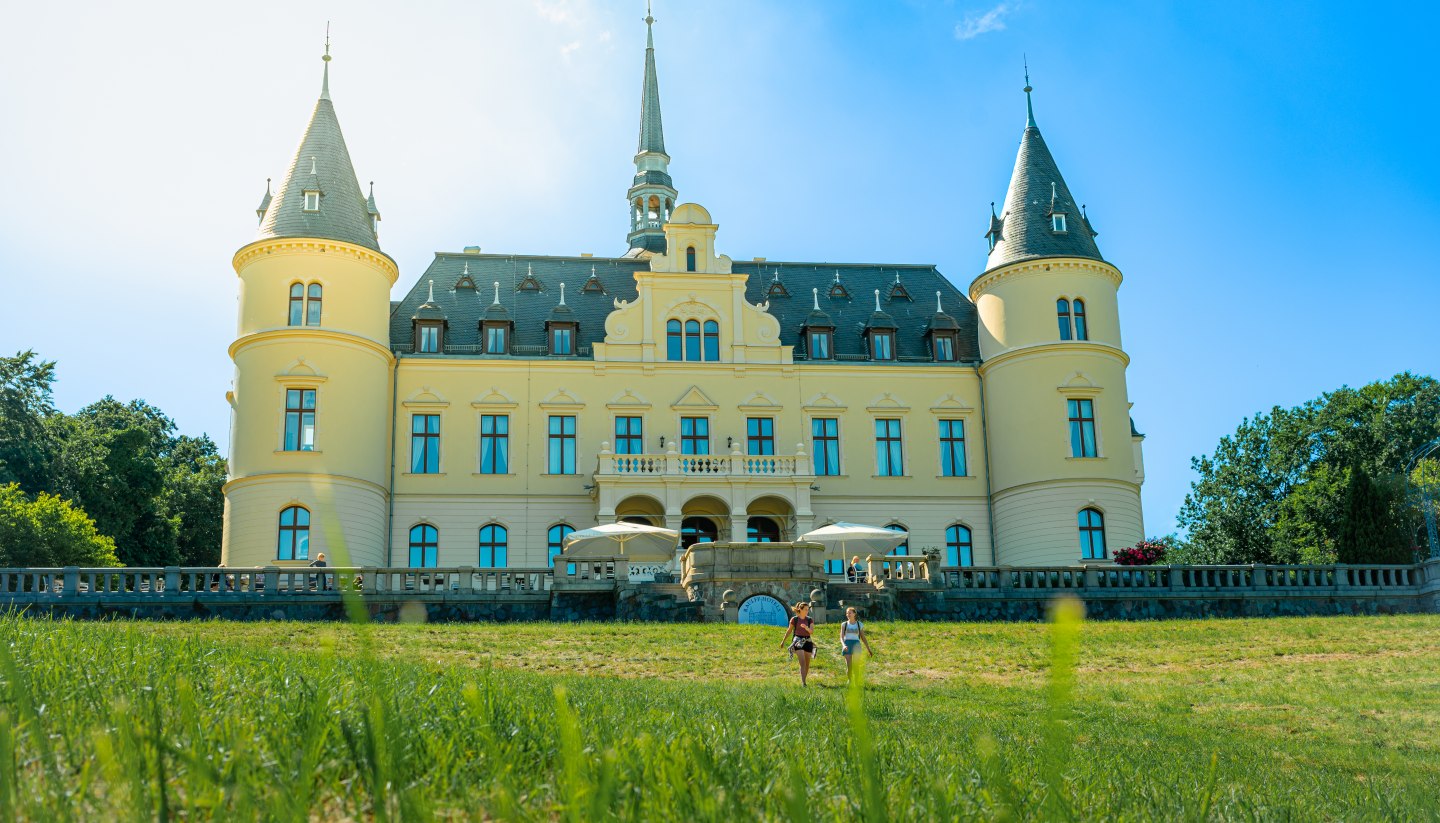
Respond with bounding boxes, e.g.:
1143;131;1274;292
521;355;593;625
221;19;1145;572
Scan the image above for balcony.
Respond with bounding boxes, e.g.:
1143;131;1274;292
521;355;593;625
597;452;810;477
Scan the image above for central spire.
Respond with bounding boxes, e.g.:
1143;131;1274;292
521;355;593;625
625;1;678;256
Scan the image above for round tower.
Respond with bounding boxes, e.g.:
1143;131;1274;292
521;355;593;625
970;77;1144;566
222;44;398;568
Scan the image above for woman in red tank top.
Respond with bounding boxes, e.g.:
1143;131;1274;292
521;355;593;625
780;601;817;685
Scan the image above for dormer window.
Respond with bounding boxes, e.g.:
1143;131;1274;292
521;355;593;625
483;322;510;355
933;332;957;362
870;330;895;361
987;233;998;252
808;329;832;360
548;323;576;355
416;323;442;353
303;190;320;212
686;246;697;272
1051;213;1067;233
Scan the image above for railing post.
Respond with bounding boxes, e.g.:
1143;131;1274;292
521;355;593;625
263;566;279;595
1335;565;1349;587
1083;565;1099;589
1251;564;1266;589
456;566;475;594
62;566;79;596
998;566;1013;593
164;566;180;594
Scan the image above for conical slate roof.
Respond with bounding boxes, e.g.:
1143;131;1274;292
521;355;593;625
637;14;666;155
256;58;380;252
984;88;1101;270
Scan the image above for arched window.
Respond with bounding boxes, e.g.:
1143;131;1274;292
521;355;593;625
1078;508;1106;559
667;319;683;361
547;524;574;567
1072;299;1088;341
1056;298;1072;341
277;506;310;560
684;319;701;361
408;524;438;567
288;284;305;326
686;246;697;272
746;517;781;543
306;283;323;326
946;524;974;567
885;523;909;555
479;524;508;567
702;320;719;361
681;517;717;548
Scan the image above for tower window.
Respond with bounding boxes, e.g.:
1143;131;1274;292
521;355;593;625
1052;213;1067;232
276;506;310;560
667;319;683;361
1078;508;1106;559
1072;299;1088;341
303;190;320;212
1068;398;1098;458
684;319;701;361
686;246;696;272
1057;299;1073;341
288;283;305;326
283;388;316;452
702;320;719;361
478;524;508;568
305;283;322;326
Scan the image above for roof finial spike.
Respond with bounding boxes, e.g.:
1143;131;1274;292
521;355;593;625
936;291;943;313
812;287;820;311
874;289;882;312
645;0;655;47
834;270;841;283
591;264;597;277
492;281;501;305
320;23;332;101
309;156;317;175
427;279;434;303
559;282;567;305
990;200;997;218
1023;55;1036;129
462;261;469;276
895;271;901;284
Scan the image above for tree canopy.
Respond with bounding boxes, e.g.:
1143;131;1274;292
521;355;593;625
1178;372;1439;564
0;484;120;567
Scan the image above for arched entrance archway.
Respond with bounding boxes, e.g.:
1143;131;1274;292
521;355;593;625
746;495;795;543
615;494;664;527
682;494;729;548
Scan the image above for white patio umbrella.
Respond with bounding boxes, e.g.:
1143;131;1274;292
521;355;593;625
561;522;680;562
799;522;909;559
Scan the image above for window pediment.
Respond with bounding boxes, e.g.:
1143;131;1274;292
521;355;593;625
671;385;719;411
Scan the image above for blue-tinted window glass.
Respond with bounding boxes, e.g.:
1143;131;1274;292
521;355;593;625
1057;299;1072;340
747;417;775;456
409;524;438;567
480;414;509;474
1072;299;1088;341
548;415;576;474
615;416;643;455
875;419;903;476
684;320;701;361
939;419;966;477
812;418;840;476
306;283;322;326
885;523;909;555
547;524;574;567
288;284;304;326
277;506;310;560
946;524;974;566
666;319;683;361
1068;399;1097;458
411;414;440;474
681;417;709;455
703;320;719;361
1078;508;1106;559
479;524;508;567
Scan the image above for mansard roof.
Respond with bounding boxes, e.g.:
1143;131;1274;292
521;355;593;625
390;255;979;363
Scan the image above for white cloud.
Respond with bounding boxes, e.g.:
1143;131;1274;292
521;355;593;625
955;2;1014;40
561;40;582;58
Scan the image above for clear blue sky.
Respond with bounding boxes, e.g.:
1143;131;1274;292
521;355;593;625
0;1;1435;535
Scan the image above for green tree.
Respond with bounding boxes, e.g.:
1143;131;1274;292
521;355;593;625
162;434;228;565
1180;373;1440;564
0;483;120;567
1336;466;1412;564
0;350;57;492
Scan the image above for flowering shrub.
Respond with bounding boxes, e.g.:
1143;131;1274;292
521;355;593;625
1113;539;1168;566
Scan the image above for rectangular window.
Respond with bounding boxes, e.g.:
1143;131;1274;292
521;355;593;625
419;325;440;353
747;417;775;456
303;191;319;211
1068;399;1098;458
551;326;573;355
812;418;840;476
614;416;644;455
485;325;507;354
809;330;831;360
283;388;316;452
410;414;440;473
871;331;894;361
479;414;509;474
680;416;710;456
934;334;955;362
939;419;967;477
547;415;577;474
875;418;904;477
1052;214;1067;232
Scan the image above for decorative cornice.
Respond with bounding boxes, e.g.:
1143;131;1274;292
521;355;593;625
978;341;1129;375
230;328;395;363
968;257;1122;302
233;236;400;284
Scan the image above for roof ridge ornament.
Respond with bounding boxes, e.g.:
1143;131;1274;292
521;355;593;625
426;279;435;303
1023;56;1036;129
321;22;332;101
812;287;820;311
492;281;501;305
559;282;567;305
874;289;882;312
936;291;943;313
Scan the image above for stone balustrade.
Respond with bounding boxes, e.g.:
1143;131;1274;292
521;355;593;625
595;452;808;477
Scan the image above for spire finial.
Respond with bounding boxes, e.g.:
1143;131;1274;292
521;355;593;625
894;271;901;284
936;291;943;313
645;1;655;48
559;282;567;305
320;23;332;100
990;200;997;218
266;177;272;195
812;287;820;311
1023;56;1036;129
493;281;501;305
427;279;434;303
874;289;882;312
834;270;841;283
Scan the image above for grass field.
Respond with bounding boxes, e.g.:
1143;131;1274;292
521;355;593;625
2;610;1437;821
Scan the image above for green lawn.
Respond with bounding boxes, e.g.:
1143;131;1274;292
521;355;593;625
2;611;1437;821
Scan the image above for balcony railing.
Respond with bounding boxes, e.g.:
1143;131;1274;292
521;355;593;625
596;452;810;477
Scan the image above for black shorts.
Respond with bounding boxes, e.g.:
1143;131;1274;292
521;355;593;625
790;637;815;654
